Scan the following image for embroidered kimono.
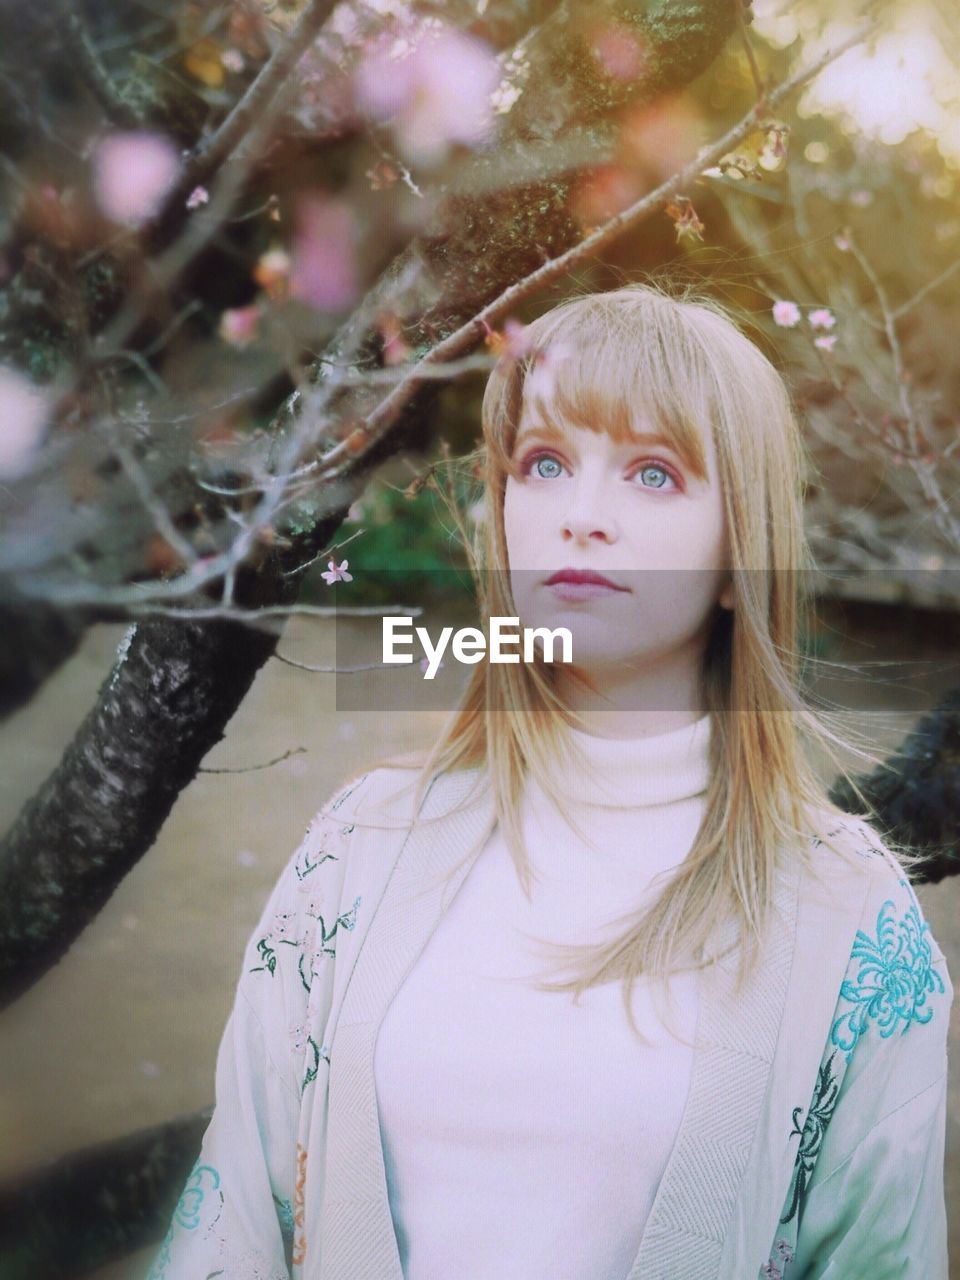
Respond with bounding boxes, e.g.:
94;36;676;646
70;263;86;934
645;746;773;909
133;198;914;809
147;765;953;1280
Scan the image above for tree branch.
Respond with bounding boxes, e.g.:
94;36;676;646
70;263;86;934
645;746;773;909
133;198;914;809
57;1;144;130
182;0;339;192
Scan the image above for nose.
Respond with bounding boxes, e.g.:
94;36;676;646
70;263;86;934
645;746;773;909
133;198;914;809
561;493;618;544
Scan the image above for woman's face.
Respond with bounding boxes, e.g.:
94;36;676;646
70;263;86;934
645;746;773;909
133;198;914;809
502;397;733;697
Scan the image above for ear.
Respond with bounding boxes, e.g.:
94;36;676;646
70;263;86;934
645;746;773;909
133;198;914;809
718;577;735;611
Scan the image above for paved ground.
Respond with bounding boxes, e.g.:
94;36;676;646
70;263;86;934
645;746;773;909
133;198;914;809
0;604;956;1277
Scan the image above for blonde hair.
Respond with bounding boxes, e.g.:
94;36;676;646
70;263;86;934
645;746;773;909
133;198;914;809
365;278;923;1038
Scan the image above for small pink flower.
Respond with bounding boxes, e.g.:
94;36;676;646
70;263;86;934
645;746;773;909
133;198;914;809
354;21;500;166
219;304;260;347
221;49;245;74
814;334;838;352
502;318;535;360
271;909;295;941
808;308;836;330
833;233;851;252
591;24;646;81
93;131;181;226
186;185;209;210
321;558;353;585
290;194;358;312
772;300;801;328
524;341;573;402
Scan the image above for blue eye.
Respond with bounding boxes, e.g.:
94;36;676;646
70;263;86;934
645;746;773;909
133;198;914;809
533;455;564;479
637;464;672;489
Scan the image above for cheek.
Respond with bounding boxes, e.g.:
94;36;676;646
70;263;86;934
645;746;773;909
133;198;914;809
502;477;529;563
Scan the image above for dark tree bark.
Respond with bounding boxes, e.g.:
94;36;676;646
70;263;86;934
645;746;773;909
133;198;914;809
829;686;960;883
0;556;308;1011
0;587;92;720
0;1107;212;1280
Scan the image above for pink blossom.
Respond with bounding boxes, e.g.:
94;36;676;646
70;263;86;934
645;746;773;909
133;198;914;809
772;300;801;328
93;131;181;226
0;366;48;478
354;22;500;166
501;318;535;360
289;195;358;312
271;909;295;941
814;334;838;352
221;49;245;74
219;304;260;347
524;341;573;403
808;308;836;330
591;24;646;81
833;233;851;252
186;185;209;210
321;558;353;585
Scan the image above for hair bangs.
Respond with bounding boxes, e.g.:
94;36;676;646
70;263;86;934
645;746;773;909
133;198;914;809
483;298;712;484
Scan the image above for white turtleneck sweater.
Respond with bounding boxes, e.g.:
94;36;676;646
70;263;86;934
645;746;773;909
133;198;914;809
373;714;712;1280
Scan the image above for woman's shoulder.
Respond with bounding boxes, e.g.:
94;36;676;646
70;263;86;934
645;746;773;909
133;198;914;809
803;804;915;890
800;805;951;978
311;761;423;827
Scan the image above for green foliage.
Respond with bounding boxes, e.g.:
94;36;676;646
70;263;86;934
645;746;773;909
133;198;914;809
301;468;480;607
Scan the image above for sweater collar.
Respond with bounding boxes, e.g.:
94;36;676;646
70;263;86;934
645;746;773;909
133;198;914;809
546;713;712;809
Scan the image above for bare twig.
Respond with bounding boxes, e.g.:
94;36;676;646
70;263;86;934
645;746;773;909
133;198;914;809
125;602;424;622
843;225;960;551
735;4;766;101
272;653;407;673
182;0;339;191
890;256;960;321
199;746;307;773
58;1;144;129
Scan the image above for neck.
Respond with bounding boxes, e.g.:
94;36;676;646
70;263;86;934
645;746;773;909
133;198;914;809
546;710;712;808
555;650;704;740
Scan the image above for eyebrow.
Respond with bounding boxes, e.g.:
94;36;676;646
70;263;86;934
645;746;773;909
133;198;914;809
514;420;680;452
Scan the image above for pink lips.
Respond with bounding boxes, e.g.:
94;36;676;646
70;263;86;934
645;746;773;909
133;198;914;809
544;567;628;602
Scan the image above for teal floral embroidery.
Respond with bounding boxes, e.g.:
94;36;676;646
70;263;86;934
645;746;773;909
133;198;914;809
147;1160;223;1279
772;879;947;1273
830;887;946;1060
274;1192;294;1240
780;1052;845;1226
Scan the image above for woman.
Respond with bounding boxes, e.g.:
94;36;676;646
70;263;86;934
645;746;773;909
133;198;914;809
148;283;952;1280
